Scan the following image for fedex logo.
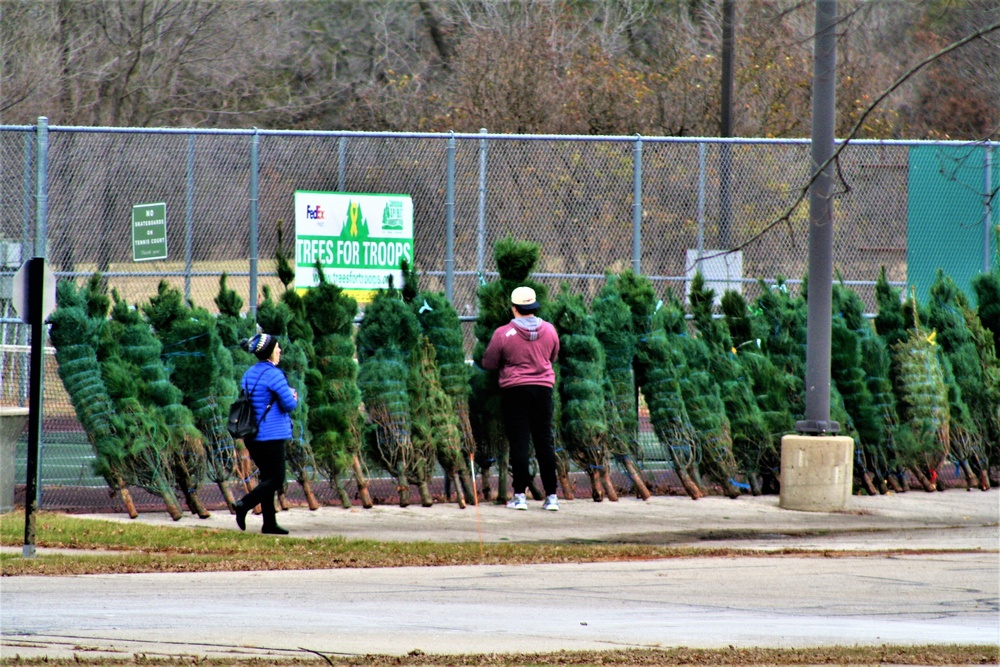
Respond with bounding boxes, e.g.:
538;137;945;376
306;205;325;220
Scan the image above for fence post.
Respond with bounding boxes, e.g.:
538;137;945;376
338;137;347;191
477;128;488;280
985;144;994;273
632;134;642;274
445;133;456;302
696;142;707;268
249;129;260;317
23;116;50;556
34;118;48;259
184;134;195;301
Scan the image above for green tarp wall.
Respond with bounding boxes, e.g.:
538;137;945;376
908;144;998;305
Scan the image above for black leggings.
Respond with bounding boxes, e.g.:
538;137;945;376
240;438;287;525
501;384;558;497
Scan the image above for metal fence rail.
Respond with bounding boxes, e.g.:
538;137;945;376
1;120;996;511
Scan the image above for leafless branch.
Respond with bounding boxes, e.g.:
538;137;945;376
690;19;1000;273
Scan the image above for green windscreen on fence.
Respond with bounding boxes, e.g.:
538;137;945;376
907;144;998;305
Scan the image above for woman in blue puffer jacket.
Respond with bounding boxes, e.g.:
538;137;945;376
232;333;298;535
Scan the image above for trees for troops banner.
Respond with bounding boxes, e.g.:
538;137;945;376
294;191;414;302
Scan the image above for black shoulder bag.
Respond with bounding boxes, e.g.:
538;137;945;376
227;370;274;441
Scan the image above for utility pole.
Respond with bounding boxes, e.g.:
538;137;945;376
719;0;734;248
796;0;839;435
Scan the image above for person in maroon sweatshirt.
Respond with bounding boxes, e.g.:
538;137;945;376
482;286;561;511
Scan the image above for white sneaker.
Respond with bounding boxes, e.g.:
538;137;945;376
542;494;559;511
506;493;527;510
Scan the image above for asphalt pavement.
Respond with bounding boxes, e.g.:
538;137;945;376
1;490;998;660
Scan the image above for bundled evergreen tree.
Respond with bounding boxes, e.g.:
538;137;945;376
49;279;138;517
144;280;240;511
549;286;617;502
927;271;990;490
688;274;765;496
831;283;903;492
80;276;182;519
591;275;651;499
831;282;883;495
635;299;704;499
109;290;210;517
719;290;796;458
302;263;372;508
402;260;476;504
471;237;551;502
255;284;320;510
410;336;471;508
875;272;954;491
962;301;1000;486
356;281;431;506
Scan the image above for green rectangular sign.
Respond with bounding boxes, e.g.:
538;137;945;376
294;191;414;302
132;202;167;262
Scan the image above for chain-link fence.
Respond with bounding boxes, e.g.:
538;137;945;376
1;122;995;512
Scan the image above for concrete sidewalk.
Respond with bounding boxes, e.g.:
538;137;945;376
2;491;998;660
75;487;1000;551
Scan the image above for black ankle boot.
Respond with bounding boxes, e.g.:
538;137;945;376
234;501;249;532
262;523;289;535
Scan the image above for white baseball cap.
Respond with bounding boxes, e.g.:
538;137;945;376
511;286;540;311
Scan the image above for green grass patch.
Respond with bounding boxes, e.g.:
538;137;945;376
0;511;745;575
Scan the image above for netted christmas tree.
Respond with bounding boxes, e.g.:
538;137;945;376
962;299;1000;487
719;289;796;467
966;232;1000;486
49;279;138;517
688;273;764;496
608;269;660;492
255;283;320;510
410;335;471;508
302;263;372;509
470;236;551;502
875;271;953;491
591;275;651;499
402;260;476;505
81;275;183;519
144;280;240;511
830;282;884;495
927;270;991;490
635;297;704;499
831;282;903;493
109;289;210;517
356;280;431;506
549;286;616;502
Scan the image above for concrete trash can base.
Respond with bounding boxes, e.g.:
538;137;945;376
0;407;29;513
779;434;854;512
